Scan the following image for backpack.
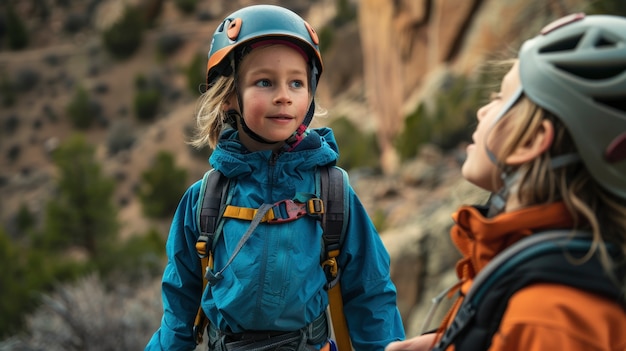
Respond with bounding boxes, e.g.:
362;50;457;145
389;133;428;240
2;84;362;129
432;230;626;351
192;165;352;351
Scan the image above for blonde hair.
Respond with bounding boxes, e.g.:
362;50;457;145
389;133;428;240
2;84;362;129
189;75;237;150
493;96;626;289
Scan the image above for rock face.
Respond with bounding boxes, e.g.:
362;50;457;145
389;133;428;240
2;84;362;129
358;0;588;174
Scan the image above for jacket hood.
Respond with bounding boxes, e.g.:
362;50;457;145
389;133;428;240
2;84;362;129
209;127;340;179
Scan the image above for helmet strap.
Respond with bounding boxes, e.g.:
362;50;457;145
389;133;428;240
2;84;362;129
486;167;518;217
282;101;315;152
229;109;280;145
484;85;524;217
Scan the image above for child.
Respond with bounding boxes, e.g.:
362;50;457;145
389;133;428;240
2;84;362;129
145;5;405;351
386;13;626;351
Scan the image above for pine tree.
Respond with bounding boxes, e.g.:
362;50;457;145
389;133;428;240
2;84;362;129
139;151;187;218
43;134;118;258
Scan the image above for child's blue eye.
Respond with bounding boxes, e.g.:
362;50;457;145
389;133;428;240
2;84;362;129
255;79;271;87
291;80;305;88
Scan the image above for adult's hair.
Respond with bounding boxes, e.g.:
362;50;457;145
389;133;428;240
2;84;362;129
492;95;626;290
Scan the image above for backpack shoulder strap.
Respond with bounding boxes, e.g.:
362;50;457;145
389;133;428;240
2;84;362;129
318;165;352;351
319;165;349;260
433;230;624;351
193;168;230;345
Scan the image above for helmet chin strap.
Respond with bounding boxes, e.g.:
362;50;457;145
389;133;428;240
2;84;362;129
231;79;279;145
228;109;279;145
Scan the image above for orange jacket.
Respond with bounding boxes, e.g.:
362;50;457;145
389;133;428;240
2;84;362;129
439;202;626;351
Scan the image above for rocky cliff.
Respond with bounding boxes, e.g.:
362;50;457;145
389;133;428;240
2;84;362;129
358;0;588;174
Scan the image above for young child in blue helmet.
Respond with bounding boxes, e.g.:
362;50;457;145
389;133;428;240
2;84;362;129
386;13;626;351
145;5;404;351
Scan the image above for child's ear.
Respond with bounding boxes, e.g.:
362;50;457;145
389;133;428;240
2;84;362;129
223;94;237;111
505;119;554;165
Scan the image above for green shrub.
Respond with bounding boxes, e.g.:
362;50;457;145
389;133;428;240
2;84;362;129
395;73;485;160
139;151;188;218
15;203;36;234
133;74;162;121
44;134;118;257
334;0;357;27
329;116;380;171
587;0;626;16
0;72;16;106
14;68;40;92
0;227;87;338
157;32;184;57
7;144;21;163
185;52;205;95
102;6;144;60
95;227;166;282
318;26;334;54
4;5;29;50
3;113;20;134
63;13;87;34
66;86;94;129
134;88;161;121
174;0;198;14
370;209;388;233
395;104;431;161
0;227;39;337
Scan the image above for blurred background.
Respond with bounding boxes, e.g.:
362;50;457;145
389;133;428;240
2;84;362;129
1;0;624;349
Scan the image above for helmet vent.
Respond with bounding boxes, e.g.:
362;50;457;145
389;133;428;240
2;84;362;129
595;36;616;48
554;63;626;80
539;34;583;53
593;96;626;114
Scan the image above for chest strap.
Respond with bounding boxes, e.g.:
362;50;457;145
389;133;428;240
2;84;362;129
222;198;324;223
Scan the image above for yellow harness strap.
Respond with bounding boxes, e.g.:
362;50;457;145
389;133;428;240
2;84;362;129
193;252;212;344
221;198;324;224
323;249;352;351
222;205;276;222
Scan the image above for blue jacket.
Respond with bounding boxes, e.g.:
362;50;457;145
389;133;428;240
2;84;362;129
146;128;404;350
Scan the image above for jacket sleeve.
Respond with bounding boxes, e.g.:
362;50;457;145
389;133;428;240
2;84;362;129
339;187;405;350
145;181;203;351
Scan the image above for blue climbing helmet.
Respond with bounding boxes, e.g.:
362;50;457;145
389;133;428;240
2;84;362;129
518;13;626;200
206;4;323;94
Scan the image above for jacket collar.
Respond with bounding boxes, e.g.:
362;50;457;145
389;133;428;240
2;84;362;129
209;127;340;179
451;202;576;281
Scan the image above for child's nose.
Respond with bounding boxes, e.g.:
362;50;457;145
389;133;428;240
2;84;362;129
274;84;292;104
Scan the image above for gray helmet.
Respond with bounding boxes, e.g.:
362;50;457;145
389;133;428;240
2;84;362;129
519;13;626;200
206;4;323;91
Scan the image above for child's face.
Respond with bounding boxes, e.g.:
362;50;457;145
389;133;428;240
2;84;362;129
235;44;311;151
462;61;522;192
